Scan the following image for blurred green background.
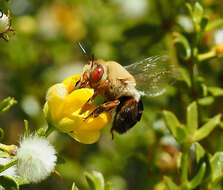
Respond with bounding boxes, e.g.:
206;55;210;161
0;0;223;189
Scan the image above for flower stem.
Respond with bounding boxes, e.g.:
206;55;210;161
181;146;190;189
0;143;17;155
45;122;55;137
197;50;216;62
0;157;18;172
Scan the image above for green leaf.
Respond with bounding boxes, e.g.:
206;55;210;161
210;181;222;190
0;150;9;158
193;114;221;142
71;182;79;190
37;128;46;136
211;152;223;182
188;163;206;189
105;182;114;190
198;96;214;106
0;175;19;190
193;2;204;24
23;120;29;137
175;127;187;144
200;16;209;31
201;83;208;97
208;87;223;97
185;3;193;16
187;102;198;135
194;142;205;163
164;176;179;190
14;176;29;186
206;18;223;31
0;157;17;173
173;32;191;60
85;171;104;190
0;128;4;141
163;110;182;138
0;97;17;115
179;68;191;87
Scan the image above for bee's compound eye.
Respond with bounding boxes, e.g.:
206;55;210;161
90;65;104;83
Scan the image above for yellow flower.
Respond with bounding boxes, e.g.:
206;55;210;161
215;44;223;57
43;75;111;144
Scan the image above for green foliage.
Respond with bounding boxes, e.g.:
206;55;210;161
164;176;179;190
187;102;198;135
187;163;206;189
0;175;28;190
0;97;17;115
163;101;221;145
1;0;223;190
0;157;17;173
0;175;19;190
173;32;191;60
72;171;114;190
71;183;79;190
210;152;223;182
162;1;223;189
194;142;205;163
193;114;221;142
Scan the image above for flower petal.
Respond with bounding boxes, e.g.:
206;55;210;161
62;75;81;93
68;110;111;144
62;88;94;117
45;83;68;121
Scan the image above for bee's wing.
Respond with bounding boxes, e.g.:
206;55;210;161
125;55;178;97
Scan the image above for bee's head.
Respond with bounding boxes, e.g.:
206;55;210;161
77;42;107;88
87;59;107;88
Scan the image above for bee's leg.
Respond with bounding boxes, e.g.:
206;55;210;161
87;80;109;104
78;70;89;88
80;81;110;115
84;99;120;119
86;92;98;104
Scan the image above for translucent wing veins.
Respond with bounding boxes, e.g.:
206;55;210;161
125;55;178;97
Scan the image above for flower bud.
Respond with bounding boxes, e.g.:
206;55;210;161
43;75;112;144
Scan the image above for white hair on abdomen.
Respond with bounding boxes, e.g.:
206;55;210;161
129;88;143;102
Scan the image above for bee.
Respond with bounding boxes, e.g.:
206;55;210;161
77;43;177;138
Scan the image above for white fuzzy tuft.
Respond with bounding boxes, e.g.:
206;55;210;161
16;135;57;183
0;12;9;34
129;88;142;102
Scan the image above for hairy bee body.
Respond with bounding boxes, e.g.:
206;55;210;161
81;59;144;135
79;55;176;137
83;59;141;101
112;96;144;134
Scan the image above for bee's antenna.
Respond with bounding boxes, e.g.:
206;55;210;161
77;42;87;55
77;42;96;67
91;54;95;69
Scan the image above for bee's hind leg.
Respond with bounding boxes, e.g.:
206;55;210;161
84;99;120;119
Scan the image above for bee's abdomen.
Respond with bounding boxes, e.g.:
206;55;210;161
111;97;144;134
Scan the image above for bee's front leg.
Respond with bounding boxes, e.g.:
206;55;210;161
78;70;89;88
84;99;120;119
87;80;109;104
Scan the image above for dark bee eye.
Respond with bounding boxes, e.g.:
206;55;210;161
90;65;104;83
